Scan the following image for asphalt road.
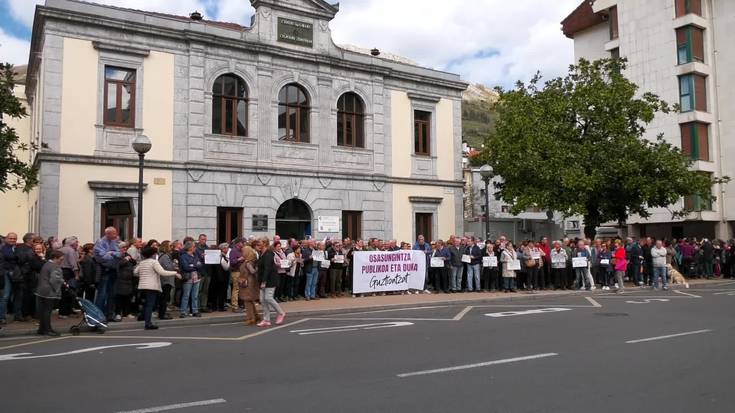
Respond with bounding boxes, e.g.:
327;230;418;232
1;283;735;413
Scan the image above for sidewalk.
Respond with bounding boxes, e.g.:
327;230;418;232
1;278;730;338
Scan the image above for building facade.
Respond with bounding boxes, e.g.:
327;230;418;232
562;0;734;240
18;0;467;244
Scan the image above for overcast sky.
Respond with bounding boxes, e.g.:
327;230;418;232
0;0;579;88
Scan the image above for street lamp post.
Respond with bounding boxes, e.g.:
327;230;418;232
479;164;494;240
132;134;152;238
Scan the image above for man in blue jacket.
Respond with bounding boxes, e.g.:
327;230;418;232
413;235;432;289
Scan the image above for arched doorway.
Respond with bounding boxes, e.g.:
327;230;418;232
276;199;312;240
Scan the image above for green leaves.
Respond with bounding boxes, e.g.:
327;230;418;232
482;58;715;237
0;63;38;193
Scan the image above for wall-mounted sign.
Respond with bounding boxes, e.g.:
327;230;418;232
317;216;340;233
252;214;268;232
277;17;313;48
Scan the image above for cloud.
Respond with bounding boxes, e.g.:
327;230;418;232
2;0;577;87
0;27;31;66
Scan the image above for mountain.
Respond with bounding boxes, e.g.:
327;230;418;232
462;84;499;149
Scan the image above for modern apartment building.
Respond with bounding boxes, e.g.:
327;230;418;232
6;0;467;244
562;0;734;240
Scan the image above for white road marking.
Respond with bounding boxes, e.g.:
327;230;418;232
624;299;670;304
311;317;453;321
674;290;701;298
329;306;448;316
290;321;413;335
713;291;735;296
115;398;226;413
625;329;712;344
485;308;572;318
452;306;474;320
0;342;171;362
397;353;559;378
585;297;602;307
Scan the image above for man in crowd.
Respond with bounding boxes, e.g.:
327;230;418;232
413;235;432;289
448;238;463;293
651;239;668;290
641;237;653;286
195;234;212;312
57;236;80;318
229;238;244;312
94;227;121;318
0;233;23;323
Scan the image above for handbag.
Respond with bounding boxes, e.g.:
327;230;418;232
525;259;537;268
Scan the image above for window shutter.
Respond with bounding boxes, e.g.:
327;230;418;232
680;123;692;158
692;28;705;62
694;75;707;111
697;123;709;161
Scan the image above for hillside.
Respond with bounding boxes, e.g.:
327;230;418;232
462;84;499;149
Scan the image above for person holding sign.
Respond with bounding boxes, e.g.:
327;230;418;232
523;241;544;291
597;243;613;290
500;242;518;293
273;242;289;302
573;241;592;291
482;242;500;291
315;242;329;298
466;237;483;292
285;245;303;301
328;241;344;298
448;239;464;293
550;241;569;290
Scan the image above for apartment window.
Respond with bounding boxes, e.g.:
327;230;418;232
104;66;136;127
337;92;365;148
610;47;620;59
679;74;706;112
676;26;704;64
414;110;431;156
278;83;310;143
342;211;362;240
608;6;619;40
212;74;248;136
501;205;511;213
675;0;702;17
217;207;243;245
415;213;433;242
680;122;709;161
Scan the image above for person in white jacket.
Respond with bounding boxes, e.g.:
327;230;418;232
134;246;178;330
650;240;669;290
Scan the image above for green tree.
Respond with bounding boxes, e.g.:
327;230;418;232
0;63;38;192
485;58;717;238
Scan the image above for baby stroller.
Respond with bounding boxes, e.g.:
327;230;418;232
69;296;108;335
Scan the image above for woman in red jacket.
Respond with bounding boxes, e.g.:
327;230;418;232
613;240;628;293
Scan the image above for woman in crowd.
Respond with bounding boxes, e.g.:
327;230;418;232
286;245;303;301
179;241;202;318
78;243;96;302
257;238;286;327
239;239;260;325
500;241;518;293
134;246;178;330
523;240;543;291
35;250;65;336
573;240;592;291
597;242;613;290
113;242;136;322
316;241;329;299
613;239;628;293
550;240;568;290
273;241;289;301
157;241;177;320
209;243;230;312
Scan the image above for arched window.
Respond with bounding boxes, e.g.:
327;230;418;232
337;92;365;148
278;83;310;143
212;74;248;136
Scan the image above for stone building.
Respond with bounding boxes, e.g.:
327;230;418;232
17;0;467;244
562;0;734;240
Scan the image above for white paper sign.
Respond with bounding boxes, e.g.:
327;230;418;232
531;252;541;259
551;254;566;264
312;251;326;262
280;259;291;269
461;254;471;263
352;251;427;294
320;260;331;269
483;256;498;268
572;257;588;268
430;257;444;268
506;259;521;271
334;254;345;264
317;216;340;233
204;249;221;265
600;259;610;265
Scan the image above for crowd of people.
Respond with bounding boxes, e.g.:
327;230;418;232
1;228;733;336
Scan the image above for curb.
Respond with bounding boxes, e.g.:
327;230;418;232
1;280;730;338
0;290;575;338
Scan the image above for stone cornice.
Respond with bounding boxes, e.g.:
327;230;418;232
26;4;467;96
93;41;150;57
36;152;465;189
88;181;148;191
409;196;444;204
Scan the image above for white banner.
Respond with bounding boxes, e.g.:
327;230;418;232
352;251;426;294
